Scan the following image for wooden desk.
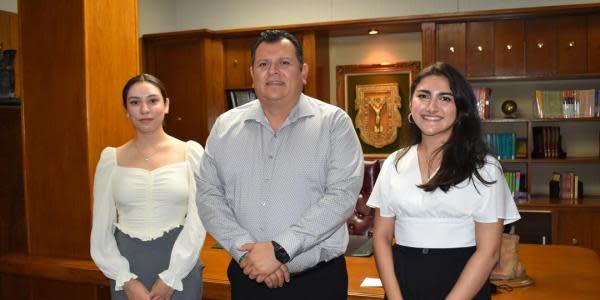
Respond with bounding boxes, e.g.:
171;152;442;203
201;237;600;300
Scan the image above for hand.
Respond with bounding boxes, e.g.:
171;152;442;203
123;279;151;300
264;264;291;288
149;278;174;300
238;242;281;282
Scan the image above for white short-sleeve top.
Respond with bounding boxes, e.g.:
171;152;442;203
367;146;520;248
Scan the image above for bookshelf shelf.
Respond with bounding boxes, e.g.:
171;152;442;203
517;196;600;208
531;157;600;164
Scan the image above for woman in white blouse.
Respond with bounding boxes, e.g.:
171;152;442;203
91;74;206;300
367;62;520;300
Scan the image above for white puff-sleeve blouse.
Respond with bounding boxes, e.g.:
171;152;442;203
367;146;520;248
90;141;206;291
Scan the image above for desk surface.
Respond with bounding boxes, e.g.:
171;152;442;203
201;237;600;300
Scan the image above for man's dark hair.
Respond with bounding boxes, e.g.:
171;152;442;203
251;30;304;69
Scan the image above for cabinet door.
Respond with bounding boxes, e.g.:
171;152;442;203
588;14;600;73
466;21;494;77
526;18;557;76
224;37;255;89
557;16;587;75
494;20;525;76
556;210;592;247
437;23;466;74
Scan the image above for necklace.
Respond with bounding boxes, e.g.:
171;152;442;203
418;145;440;181
133;141;158;162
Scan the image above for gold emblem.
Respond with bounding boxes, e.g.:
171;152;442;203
355;83;402;148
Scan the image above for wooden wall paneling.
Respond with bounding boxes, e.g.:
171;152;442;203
420;22;436;68
557;15;587;75
466;21;494;77
143;35;206;143
587;14;600;73
494;20;525;76
526;18;557;76
0;106;26;255
0;274;30;300
85;0;138;182
223;36;255;89
436;22;466;74
301;30;330;101
20;0;90;258
200;37;226;140
16;0;139;299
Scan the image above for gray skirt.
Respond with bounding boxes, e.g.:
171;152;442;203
109;226;203;300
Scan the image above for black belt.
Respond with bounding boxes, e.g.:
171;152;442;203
393;244;476;255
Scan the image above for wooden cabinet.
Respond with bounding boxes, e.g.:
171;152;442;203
557;16;587;75
466;22;494;77
436;22;466;74
143;32;226;144
494;20;525;76
556;209;594;247
525;18;557;76
224;36;255;89
588;14;600;73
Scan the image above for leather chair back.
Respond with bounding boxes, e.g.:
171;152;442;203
347;160;381;236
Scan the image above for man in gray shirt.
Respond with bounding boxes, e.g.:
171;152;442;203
196;29;363;300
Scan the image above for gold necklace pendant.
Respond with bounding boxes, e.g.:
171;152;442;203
134;141;157;162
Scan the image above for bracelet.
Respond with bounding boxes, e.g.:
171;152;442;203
239;253;247;263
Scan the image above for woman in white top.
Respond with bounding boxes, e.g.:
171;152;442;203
91;74;206;300
367;62;520;300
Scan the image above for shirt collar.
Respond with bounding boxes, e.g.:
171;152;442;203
242;93;315;126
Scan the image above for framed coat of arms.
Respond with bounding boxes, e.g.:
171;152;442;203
336;62;420;159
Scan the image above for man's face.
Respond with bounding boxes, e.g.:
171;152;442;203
250;39;308;107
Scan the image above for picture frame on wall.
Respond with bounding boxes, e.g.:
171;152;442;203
226;88;257;109
336;62;420;159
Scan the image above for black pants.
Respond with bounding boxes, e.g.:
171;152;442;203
390;244;490;300
227;255;347;300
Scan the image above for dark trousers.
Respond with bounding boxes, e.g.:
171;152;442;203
227;255;348;300
390;244;490;300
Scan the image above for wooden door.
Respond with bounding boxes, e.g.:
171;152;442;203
557;16;587;75
437;23;466;74
494;20;525;76
588;14;600;73
224;37;255;89
466;21;494;77
556;210;592;248
526;18;557;76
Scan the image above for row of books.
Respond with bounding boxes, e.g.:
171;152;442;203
473;87;492;120
531;126;566;159
504;171;526;199
484;133;516;160
534;89;600;119
549;172;583;199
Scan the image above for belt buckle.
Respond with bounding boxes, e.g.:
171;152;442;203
422;248;429;254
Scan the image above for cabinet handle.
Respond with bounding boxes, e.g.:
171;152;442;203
477;45;483;52
506;44;512;51
176;116;183;121
572;238;578;245
568;41;575;47
449;46;455;53
537;42;544;49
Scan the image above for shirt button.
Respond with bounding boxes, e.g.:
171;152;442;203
261;202;266;206
268;155;273;159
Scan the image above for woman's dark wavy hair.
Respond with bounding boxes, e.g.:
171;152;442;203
121;73;168;108
395;62;495;192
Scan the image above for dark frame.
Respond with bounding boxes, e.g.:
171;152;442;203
336;62;420;159
226;88;257;109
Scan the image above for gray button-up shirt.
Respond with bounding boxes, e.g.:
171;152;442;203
196;94;363;273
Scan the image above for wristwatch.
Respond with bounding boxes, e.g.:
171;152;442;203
271;241;290;264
